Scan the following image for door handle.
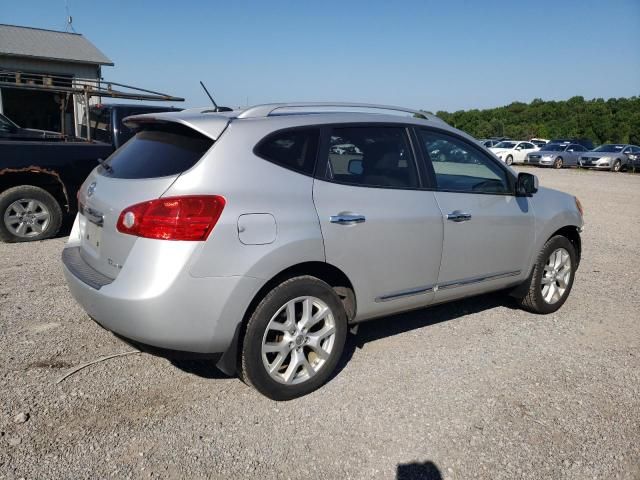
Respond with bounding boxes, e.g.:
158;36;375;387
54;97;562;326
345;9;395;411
330;214;366;225
446;211;472;222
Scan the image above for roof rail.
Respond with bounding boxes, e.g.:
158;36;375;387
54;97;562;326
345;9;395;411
236;102;433;120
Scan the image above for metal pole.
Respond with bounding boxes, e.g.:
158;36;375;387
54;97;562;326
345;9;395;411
84;88;91;141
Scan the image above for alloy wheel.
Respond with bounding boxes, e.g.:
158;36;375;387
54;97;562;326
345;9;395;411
3;198;51;238
541;247;572;304
261;296;336;385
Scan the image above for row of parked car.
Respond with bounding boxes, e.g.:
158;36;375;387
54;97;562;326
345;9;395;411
479;137;640;172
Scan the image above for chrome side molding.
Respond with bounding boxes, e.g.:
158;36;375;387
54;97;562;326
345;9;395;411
375;270;521;302
375;284;435;303
437;270;521;291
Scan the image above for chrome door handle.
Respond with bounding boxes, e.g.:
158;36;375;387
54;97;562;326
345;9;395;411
330;214;366;225
446;211;472;222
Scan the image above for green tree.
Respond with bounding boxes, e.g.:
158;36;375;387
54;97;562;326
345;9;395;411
436;96;640;146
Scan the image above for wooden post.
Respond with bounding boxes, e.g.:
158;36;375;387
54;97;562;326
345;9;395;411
84;88;91;141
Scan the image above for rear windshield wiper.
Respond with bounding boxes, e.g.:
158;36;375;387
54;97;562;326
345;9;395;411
97;157;113;174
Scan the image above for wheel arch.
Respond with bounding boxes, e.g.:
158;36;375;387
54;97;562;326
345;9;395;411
0;169;70;212
511;224;582;299
216;261;356;376
549;225;581;267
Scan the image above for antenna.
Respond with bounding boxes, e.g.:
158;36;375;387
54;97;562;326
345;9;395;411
199;81;233;112
65;0;76;32
200;81;218;109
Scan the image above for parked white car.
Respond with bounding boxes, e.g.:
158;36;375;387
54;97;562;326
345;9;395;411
490;141;539;165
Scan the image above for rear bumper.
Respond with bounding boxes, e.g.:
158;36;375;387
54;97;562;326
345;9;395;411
62;245;262;354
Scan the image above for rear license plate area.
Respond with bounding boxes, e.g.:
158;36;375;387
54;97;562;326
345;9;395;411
79;214;103;254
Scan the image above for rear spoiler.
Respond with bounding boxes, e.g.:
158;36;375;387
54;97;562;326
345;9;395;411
123;111;232;141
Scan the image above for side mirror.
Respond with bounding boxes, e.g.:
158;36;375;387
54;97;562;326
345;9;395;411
348;159;363;175
516;172;538;196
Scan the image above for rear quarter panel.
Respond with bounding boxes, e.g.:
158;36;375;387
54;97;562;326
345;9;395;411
164;120;326;280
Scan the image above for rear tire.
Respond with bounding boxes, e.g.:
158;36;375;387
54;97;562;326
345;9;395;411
505;155;514;166
240;276;348;400
0;186;63;243
516;235;576;314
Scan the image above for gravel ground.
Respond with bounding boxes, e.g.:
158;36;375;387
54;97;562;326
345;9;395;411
1;167;639;479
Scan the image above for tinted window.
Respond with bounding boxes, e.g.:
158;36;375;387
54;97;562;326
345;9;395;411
255;128;319;175
419;130;511;194
325;126;418;188
101;124;213;179
88;108;112;144
521;142;535;149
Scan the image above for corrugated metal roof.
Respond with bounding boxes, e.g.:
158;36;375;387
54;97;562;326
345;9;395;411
0;24;113;66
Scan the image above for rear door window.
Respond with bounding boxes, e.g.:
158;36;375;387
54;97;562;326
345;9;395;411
101;123;213;179
255;128;319;175
324;126;419;188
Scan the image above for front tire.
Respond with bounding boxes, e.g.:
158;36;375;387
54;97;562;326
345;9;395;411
516;235;576;314
505;155;514;166
0;186;63;243
554;157;563;169
612;159;621;172
240;276;348;400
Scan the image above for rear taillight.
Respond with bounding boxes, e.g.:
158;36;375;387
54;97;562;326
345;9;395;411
116;195;225;241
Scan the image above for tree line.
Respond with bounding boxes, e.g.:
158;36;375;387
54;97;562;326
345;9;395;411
434;96;640;145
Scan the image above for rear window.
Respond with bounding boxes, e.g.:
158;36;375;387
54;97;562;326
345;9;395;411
254;128;319;175
87;108;113;144
100;123;213;179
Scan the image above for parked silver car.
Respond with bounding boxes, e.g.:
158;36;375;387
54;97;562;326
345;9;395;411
579;144;640;171
525;143;589;168
62;103;584;400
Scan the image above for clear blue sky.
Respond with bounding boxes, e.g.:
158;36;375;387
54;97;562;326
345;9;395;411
3;0;639;111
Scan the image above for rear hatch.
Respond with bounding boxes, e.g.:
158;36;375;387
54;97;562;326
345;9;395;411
77;118;225;279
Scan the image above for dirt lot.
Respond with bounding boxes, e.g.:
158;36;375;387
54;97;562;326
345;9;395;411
1;167;639;479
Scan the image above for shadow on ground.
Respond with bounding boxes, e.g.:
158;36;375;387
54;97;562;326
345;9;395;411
331;290;517;379
397;460;443;480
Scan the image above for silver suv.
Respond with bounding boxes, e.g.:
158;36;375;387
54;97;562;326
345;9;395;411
62;103;584;400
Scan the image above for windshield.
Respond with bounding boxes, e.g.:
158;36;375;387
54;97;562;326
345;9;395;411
540;143;566;151
593;144;625;153
494;141;516;149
